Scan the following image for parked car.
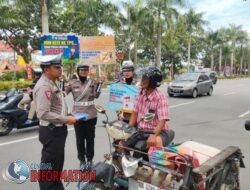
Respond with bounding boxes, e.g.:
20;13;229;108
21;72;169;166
168;73;213;98
195;71;218;84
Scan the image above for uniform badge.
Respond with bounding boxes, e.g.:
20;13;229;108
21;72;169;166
45;90;52;100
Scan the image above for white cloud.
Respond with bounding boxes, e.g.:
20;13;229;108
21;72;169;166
187;0;250;34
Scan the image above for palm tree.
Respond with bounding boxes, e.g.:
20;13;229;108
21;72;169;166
217;28;227;75
236;30;248;74
122;0;154;65
162;15;186;79
184;8;206;71
207;30;219;70
147;0;184;67
226;24;242;75
0;5;24;28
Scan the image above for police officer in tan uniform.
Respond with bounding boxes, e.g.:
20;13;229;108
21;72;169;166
65;64;103;166
117;60;138;122
33;54;77;190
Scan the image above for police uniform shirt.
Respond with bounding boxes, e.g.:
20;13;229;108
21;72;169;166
33;74;68;125
65;78;100;120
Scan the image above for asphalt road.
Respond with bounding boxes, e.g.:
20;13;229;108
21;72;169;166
0;78;250;190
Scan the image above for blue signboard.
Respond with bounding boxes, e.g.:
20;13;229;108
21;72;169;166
41;35;79;64
108;83;139;111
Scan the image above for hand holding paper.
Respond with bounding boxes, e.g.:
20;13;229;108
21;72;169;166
73;112;89;121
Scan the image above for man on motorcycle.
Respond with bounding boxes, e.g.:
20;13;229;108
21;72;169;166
18;70;41;124
123;66;170;155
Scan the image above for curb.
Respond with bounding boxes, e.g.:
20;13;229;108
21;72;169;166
218;77;250;81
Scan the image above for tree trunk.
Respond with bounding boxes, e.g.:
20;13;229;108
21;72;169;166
240;56;243;75
219;47;222;75
240;45;244;75
170;63;174;81
230;52;234;75
134;39;138;66
156;10;161;67
210;53;214;70
187;35;191;72
248;63;250;76
42;0;49;33
244;61;246;75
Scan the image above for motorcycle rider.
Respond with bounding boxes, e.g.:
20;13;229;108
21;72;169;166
65;64;104;167
122;66;170;156
18;70;42;124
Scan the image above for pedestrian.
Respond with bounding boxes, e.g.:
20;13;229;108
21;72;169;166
65;64;104;167
33;54;77;190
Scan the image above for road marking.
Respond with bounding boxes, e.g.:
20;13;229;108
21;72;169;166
0;101;195;146
0;128;75;147
224;92;236;96
239;111;250;118
169;101;195;108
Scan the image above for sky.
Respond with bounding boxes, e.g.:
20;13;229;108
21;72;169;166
187;0;250;34
103;0;250;35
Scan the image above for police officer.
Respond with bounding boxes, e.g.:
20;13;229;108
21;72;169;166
33;54;77;190
65;64;104;166
118;60;137;85
117;60;139;122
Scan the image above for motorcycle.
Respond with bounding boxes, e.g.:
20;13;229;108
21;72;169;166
0;88;39;136
81;105;245;190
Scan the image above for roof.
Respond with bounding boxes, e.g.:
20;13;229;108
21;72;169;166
0;41;13;52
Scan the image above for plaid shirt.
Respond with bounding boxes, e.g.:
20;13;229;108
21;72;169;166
133;88;170;132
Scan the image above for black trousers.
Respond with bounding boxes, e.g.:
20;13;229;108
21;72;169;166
74;118;97;162
38;125;68;190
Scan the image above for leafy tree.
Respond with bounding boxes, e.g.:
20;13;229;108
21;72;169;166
147;0;185;67
184;8;207;70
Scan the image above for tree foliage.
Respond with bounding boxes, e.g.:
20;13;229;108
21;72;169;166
0;0;249;76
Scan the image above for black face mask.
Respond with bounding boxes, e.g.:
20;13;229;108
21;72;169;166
79;76;87;83
125;77;133;85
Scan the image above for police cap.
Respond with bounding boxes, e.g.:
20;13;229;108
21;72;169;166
77;64;89;70
122;60;134;71
36;54;62;67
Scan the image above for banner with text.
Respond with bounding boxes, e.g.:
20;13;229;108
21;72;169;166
108;83;138;111
41;35;79;64
80;36;116;65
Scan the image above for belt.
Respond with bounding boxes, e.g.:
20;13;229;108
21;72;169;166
39;120;63;127
74;101;94;106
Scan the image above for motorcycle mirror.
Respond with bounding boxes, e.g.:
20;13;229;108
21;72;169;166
95;105;106;114
142;113;155;122
245;120;250;131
